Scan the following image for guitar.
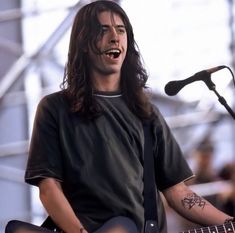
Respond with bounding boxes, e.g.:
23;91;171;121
179;221;235;233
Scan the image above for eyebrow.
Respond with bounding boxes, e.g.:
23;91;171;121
101;24;126;28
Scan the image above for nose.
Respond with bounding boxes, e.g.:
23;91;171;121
109;27;119;44
110;38;119;44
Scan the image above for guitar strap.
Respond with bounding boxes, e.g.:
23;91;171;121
143;120;160;233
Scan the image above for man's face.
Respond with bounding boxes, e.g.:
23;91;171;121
88;11;128;78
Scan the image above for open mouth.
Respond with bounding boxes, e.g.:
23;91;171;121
104;49;121;59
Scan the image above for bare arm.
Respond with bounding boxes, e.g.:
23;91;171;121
39;178;88;233
162;181;233;226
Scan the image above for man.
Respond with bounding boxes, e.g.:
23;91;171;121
5;1;234;233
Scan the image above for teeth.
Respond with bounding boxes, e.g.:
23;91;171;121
105;49;120;54
109;49;120;53
105;49;121;58
104;49;121;59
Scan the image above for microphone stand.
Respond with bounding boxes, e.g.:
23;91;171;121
203;76;235;120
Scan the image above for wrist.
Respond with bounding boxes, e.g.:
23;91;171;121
70;223;85;233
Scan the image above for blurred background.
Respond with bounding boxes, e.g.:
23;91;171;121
0;0;235;232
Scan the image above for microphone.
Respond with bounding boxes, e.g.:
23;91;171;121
164;65;226;96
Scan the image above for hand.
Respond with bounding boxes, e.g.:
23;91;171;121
224;217;235;223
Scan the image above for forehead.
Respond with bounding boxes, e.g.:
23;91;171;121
98;11;124;25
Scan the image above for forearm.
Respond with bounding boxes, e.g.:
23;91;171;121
163;182;233;226
175;192;231;225
39;178;86;233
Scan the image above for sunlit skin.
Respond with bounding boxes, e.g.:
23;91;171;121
88;11;128;92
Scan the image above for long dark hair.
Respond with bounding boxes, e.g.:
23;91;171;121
61;0;154;120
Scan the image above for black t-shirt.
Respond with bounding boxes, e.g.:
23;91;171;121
25;91;193;233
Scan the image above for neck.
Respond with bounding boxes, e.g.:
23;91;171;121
92;73;121;92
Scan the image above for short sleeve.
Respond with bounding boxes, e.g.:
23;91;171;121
25;95;63;186
152;107;194;191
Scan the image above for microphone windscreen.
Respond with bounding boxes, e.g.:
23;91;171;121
164;81;181;96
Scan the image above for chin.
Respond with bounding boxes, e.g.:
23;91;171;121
103;67;121;75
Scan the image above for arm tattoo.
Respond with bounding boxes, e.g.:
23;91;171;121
181;192;206;210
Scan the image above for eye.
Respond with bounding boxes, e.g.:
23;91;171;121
99;25;126;36
101;26;109;34
116;26;126;34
